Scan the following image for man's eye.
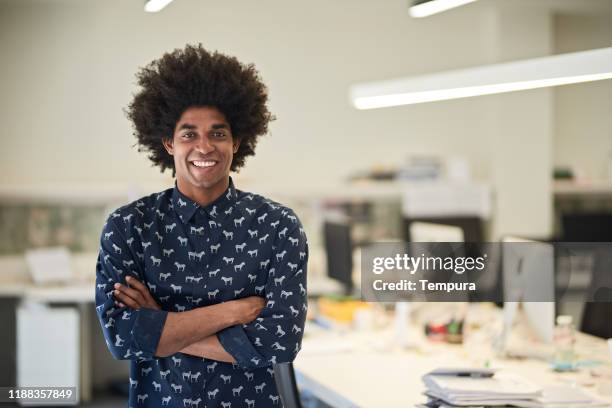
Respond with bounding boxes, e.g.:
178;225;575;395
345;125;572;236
212;132;226;138
183;132;195;138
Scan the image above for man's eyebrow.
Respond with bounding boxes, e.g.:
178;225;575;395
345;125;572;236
178;123;197;131
177;123;229;131
211;123;230;130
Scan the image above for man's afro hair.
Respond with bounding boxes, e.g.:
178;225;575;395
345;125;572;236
126;44;274;175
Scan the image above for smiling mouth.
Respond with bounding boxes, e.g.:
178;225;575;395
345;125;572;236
190;160;218;168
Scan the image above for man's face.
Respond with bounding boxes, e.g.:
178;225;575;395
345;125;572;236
163;106;239;193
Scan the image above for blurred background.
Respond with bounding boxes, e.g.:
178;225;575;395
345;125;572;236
1;0;612;406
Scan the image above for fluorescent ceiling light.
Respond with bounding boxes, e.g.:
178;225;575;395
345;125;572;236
409;0;479;18
145;0;174;13
350;47;612;110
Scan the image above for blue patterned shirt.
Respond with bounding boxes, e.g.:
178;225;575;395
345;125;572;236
95;178;308;408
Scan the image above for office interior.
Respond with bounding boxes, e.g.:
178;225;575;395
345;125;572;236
1;0;612;406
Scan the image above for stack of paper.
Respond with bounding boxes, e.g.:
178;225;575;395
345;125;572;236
423;370;541;407
536;386;609;408
420;369;608;408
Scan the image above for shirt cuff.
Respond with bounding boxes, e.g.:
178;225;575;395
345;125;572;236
131;307;168;360
217;325;264;369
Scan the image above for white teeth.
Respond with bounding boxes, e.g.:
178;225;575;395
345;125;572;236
192;161;216;168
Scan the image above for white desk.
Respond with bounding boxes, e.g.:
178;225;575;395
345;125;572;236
0;254;99;404
295;309;612;408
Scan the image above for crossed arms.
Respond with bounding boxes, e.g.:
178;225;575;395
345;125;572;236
112;275;264;362
95;214;308;369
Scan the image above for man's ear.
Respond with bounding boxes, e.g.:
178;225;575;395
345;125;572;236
162;137;174;155
232;139;241;154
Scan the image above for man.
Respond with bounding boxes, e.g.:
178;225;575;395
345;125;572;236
95;44;308;408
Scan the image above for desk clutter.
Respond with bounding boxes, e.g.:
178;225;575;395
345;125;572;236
419;368;608;408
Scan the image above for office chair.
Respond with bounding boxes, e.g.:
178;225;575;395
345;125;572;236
581;245;612;339
560;214;612;338
273;362;303;408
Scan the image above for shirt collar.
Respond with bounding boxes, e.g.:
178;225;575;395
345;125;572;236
171;177;238;224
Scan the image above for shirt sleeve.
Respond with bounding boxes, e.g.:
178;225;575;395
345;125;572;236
218;216;308;369
94;212;168;362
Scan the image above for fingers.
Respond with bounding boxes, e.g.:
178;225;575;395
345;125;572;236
126;276;161;310
113;288;142;309
113;276;160;311
114;282;146;308
125;275;146;291
125;276;157;304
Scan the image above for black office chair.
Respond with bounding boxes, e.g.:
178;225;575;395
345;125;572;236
273;362;303;408
581;245;612;339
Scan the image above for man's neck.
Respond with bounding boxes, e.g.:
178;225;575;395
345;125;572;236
176;177;229;207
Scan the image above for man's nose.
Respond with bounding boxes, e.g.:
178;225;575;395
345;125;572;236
194;135;214;154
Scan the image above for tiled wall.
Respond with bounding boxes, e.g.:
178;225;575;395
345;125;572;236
0;199;321;256
0;197;402;257
0;204;108;255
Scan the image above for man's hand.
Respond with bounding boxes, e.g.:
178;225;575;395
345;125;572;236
113;276;160;310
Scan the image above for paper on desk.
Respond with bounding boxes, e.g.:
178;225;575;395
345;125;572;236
424;372;541;398
25;247;73;285
425;392;608;408
423;372;609;408
537;386;609;407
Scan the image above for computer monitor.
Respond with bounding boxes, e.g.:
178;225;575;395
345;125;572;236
410;221;499;302
404;216;483;243
561;213;612;242
323;220;354;296
409;222;464;243
500;237;555;348
409;221;471;303
399;222;467;346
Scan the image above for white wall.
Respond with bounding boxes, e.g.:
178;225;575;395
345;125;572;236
553;13;612;182
0;0;497;187
1;0;609;238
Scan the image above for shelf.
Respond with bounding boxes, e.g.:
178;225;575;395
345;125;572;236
553;180;612;196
